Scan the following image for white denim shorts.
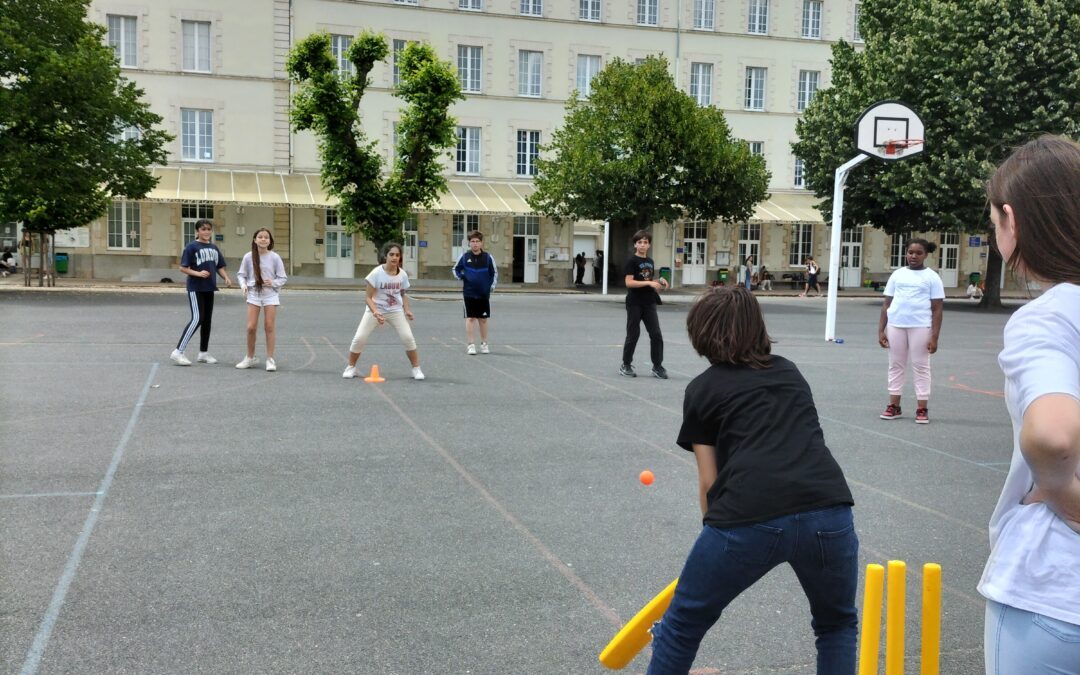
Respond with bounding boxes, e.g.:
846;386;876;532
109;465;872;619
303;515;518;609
245;287;281;307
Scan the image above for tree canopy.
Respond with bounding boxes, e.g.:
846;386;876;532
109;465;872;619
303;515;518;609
0;0;171;238
792;0;1080;303
287;31;463;253
528;56;770;253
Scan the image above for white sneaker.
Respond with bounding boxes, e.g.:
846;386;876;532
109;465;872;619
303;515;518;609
265;358;277;372
170;350;192;366
197;352;218;364
480;343;490;354
235;356;258;369
466;343;477;355
412;367;426;380
342;365;357;379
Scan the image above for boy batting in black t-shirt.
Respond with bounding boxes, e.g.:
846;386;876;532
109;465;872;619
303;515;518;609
620;230;668;379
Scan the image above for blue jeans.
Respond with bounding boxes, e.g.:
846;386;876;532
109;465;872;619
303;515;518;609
648;506;859;674
984;600;1080;674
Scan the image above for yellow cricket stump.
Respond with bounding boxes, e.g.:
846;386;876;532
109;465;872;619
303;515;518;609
886;560;906;675
857;561;942;675
920;563;942;675
857;564;884;675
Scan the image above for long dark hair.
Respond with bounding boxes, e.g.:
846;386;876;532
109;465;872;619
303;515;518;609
250;228;274;288
987;135;1080;284
686;286;774;369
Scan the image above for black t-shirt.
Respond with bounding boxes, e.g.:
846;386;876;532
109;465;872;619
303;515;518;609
677;355;853;527
624;255;657;306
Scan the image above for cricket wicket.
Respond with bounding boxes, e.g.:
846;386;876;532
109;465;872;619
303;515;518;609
857;561;942;675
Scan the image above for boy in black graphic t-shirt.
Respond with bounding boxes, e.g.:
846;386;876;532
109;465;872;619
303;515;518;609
620;230;668;378
171;219;232;366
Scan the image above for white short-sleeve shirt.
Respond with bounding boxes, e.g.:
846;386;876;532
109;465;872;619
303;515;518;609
977;282;1080;626
365;265;410;314
884;266;946;328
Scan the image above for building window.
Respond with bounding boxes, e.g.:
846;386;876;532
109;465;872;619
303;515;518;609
514;215;540;236
747;0;768;34
748;141;764;157
890;233;911;268
107;15;137;67
797;70;819;112
802;0;822;38
580;0;600;21
521;0;542;16
744;67;766;111
693;0;715;29
331;35;353;79
518;50;542;98
458;45;482;93
452;214;478;260
794;158;806;188
738;223;760;272
115;125;141;143
181;203;214;246
108;201;140;249
456;126;480;174
516;130;540;176
690;63;713;106
393;0;418;4
181;108;213;161
576;54;601;98
789;223;813;266
854;3;863;41
181;20;211;72
637;0;658;25
460;0;482;9
392;39;407;87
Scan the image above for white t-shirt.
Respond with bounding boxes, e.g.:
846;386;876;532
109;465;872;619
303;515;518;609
365;265;410;314
884;267;946;327
977;283;1080;625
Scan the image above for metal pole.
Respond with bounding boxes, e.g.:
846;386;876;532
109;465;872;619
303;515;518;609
825;153;869;341
602;219;610;295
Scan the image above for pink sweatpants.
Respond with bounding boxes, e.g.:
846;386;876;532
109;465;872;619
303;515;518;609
887;325;932;400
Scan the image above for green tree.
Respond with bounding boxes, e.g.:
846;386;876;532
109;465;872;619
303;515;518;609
0;0;171;285
528;56;770;264
793;0;1080;306
287;31;463;255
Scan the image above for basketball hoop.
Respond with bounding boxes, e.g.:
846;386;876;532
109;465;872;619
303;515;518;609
883;139;924;156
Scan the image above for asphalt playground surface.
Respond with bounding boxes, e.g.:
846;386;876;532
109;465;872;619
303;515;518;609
2;286;1020;674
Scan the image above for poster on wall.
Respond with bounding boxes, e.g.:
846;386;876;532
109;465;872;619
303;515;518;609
54;227;91;248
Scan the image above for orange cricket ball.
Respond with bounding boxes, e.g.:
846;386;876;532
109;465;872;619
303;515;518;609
639;470;655;486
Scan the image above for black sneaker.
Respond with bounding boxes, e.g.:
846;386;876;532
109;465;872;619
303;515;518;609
652;366;668;379
619;363;636;377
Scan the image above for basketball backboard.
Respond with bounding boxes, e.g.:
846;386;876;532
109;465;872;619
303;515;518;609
855;101;925;161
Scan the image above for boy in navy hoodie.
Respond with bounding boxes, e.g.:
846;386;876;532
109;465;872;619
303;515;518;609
453;230;497;354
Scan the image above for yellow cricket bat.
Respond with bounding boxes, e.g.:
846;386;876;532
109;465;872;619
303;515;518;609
598;578;679;670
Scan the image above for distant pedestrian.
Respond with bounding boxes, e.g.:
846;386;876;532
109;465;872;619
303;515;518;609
758;265;773;291
453;230;497;355
877;238;944;423
979;135;1080;675
648;285;857;673
574;252;586;285
620;230;668;379
343;242;425;380
743;255;755;290
19;229;32;276
800;257;821;297
235;228;287;372
594;251;604;286
171;219;232;366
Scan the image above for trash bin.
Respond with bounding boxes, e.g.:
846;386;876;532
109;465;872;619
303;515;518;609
54;252;69;274
717;268;729;284
659;267;672;284
968;272;981;286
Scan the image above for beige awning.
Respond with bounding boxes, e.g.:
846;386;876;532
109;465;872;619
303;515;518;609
143;167;536;214
752;192;825;224
572;219;605;236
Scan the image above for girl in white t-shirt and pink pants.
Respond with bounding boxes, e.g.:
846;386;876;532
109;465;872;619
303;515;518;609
877;238;945;423
342;242;425;381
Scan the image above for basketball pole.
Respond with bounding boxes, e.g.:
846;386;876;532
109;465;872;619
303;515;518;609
825;153;870;341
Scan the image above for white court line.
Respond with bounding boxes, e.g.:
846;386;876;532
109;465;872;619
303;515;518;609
0;492;101;500
20;364;158;675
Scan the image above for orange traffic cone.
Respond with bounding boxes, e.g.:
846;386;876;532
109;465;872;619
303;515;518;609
363;364;385;383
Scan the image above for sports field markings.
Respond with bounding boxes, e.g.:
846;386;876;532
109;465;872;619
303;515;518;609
20;364;158;675
320;337;625;630
0;491;102;500
0;332;46;346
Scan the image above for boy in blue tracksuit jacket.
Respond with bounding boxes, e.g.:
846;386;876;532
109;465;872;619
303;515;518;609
453;229;497;355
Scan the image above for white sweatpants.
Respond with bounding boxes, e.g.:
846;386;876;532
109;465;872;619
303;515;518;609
349;309;417;353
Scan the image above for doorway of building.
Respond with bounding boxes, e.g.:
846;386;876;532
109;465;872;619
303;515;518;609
512;216;539;283
324;209;354;279
402;215;418;278
938;232;958;287
682;221;707;285
841;227;863;289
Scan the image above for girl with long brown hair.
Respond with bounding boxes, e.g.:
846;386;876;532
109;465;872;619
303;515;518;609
235;228;287;371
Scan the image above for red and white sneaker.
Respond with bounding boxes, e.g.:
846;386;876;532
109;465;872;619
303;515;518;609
915;407;929;424
880;404;902;420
